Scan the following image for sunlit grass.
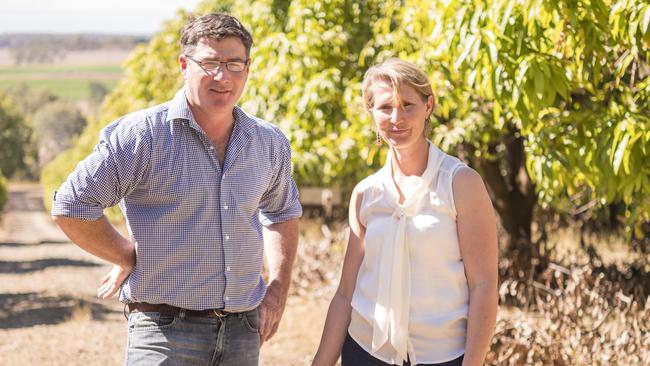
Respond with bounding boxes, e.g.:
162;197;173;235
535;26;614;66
0;63;122;100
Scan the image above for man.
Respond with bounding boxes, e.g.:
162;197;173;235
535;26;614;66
52;13;302;365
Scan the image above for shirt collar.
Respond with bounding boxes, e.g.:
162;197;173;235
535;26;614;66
166;88;194;123
165;87;255;139
231;105;255;139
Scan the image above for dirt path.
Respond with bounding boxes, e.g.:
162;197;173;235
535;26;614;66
0;183;330;365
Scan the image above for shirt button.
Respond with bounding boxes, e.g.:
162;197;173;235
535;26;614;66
225;296;230;301
225;235;230;240
209;146;214;150
226;266;231;271
223;205;229;210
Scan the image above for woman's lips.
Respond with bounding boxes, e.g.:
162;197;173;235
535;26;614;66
210;87;231;93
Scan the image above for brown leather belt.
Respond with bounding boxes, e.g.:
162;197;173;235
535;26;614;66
127;302;233;318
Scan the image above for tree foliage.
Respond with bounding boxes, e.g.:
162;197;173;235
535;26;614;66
42;0;649;250
0;95;31;178
1;82;58;116
32;101;87;168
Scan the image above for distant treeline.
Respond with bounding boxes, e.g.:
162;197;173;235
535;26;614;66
0;34;150;64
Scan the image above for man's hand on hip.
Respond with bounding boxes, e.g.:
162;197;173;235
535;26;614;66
51;216;137;300
97;263;134;299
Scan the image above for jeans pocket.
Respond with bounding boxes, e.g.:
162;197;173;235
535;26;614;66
240;310;259;333
128;312;177;332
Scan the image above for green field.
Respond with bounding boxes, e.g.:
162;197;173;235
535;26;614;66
0;64;122;75
0;64;123;100
0;79;119;100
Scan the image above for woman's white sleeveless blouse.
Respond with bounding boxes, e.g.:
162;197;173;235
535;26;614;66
348;141;468;365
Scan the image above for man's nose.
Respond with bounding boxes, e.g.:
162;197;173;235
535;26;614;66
211;65;228;80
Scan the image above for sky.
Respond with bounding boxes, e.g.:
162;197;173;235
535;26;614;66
0;0;205;35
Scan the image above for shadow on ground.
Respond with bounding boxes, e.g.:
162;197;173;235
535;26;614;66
0;292;121;329
0;258;101;274
0;240;70;248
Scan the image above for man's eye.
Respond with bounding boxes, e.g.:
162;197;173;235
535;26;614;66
203;62;220;69
227;62;245;70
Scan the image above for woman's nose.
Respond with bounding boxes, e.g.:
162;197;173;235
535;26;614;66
390;107;402;122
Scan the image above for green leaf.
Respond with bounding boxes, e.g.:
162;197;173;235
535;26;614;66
642;5;650;35
534;68;544;100
455;34;477;69
613;133;630;174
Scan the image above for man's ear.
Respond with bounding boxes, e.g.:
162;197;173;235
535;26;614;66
179;54;189;76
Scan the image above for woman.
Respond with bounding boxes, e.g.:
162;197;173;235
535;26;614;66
312;59;498;366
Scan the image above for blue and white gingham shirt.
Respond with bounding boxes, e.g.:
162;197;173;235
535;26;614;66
52;88;302;311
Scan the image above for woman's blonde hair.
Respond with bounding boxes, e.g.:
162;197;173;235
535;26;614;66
362;59;435;115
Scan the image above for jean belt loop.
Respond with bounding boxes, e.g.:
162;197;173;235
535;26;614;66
179;308;186;320
212;309;227;318
123;303;130;320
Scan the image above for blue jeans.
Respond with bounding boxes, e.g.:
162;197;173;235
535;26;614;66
125;308;260;365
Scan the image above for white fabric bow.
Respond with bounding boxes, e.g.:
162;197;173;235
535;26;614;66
371;143;442;363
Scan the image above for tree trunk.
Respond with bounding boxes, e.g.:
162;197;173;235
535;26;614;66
468;125;538;267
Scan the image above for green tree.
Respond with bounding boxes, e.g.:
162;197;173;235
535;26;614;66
0;96;31;178
32;101;87;169
88;82;109;106
1;82;58;116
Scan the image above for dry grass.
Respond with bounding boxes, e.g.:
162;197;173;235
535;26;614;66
291;218;348;298
489;261;649;365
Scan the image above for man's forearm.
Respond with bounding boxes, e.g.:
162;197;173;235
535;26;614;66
53;215;135;268
263;218;299;296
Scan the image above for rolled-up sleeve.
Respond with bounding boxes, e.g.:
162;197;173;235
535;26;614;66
51;117;152;220
258;136;302;226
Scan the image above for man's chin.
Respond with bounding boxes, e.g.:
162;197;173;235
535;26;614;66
204;95;235;109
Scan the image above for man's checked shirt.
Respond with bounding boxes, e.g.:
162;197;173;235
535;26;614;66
52;88;302;311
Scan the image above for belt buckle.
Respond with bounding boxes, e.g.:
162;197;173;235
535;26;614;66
212;309;227;318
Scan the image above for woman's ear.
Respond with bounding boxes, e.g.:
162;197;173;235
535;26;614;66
426;95;434;115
